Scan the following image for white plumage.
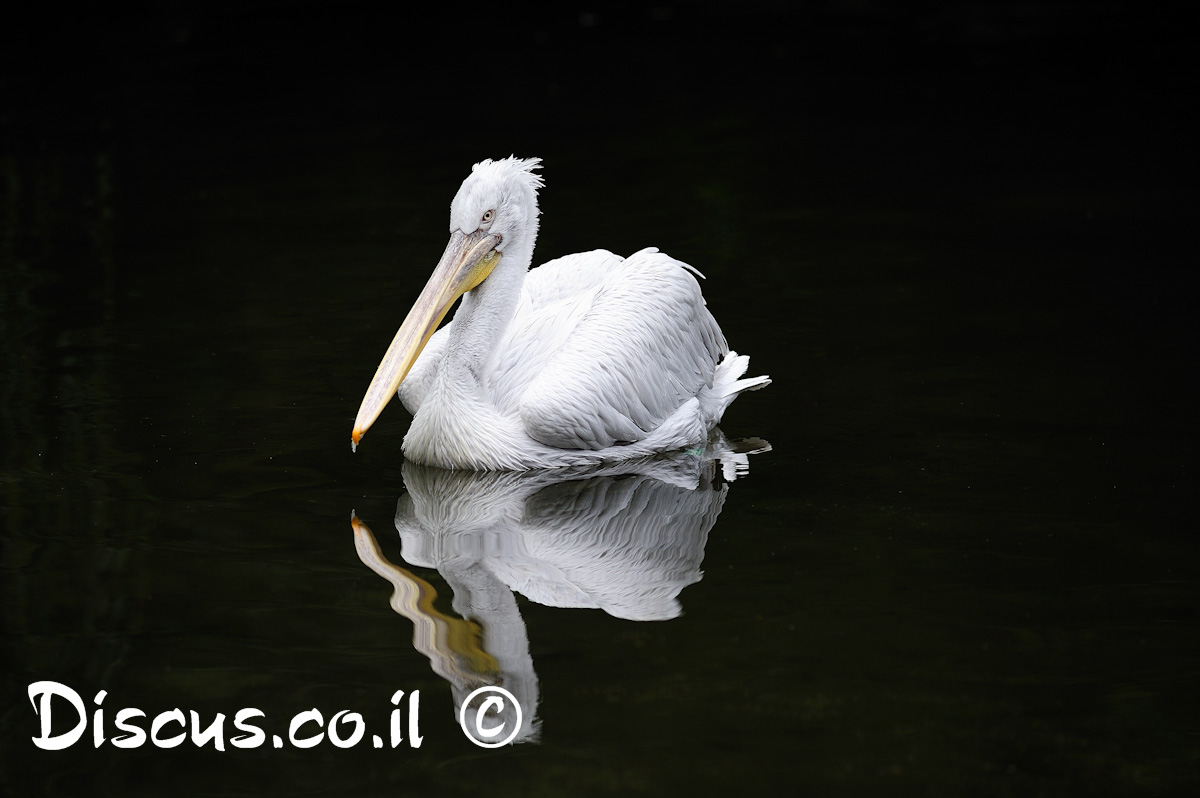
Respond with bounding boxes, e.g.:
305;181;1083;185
351;157;769;470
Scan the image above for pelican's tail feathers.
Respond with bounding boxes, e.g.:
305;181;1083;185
727;373;772;395
715;351;771;396
702;351;770;425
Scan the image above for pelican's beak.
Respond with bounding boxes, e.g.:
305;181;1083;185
351;229;501;449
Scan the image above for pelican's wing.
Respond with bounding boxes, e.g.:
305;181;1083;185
521;250;614;307
481;250;617;410
517;248;727;450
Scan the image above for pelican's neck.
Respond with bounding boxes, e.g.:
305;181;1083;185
441;231;535;384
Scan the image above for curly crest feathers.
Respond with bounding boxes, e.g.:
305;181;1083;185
471;156;544;192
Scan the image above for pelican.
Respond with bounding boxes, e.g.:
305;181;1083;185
351;157;769;470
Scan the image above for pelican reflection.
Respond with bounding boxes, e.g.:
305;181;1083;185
352;434;768;743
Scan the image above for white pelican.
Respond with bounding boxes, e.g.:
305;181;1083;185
351;157;769;470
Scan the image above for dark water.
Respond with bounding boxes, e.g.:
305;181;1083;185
3;5;1197;796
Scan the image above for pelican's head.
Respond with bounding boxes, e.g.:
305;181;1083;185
449;156;543;254
351;157;544;449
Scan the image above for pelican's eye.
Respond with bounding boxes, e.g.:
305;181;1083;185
481;209;495;225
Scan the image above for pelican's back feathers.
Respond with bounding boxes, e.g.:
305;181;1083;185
516;248;727;450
